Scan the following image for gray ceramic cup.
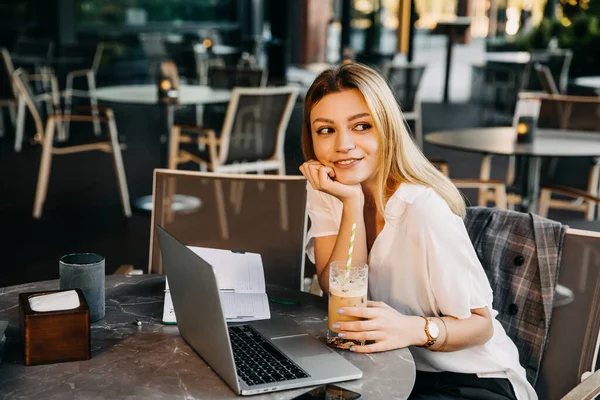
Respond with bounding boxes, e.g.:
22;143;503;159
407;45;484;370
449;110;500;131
59;253;105;322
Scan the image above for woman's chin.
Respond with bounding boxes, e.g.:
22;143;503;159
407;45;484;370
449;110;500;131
333;174;363;186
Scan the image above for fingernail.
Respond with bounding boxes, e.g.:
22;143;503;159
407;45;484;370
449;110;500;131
349;347;356;352
332;323;340;329
337;308;344;314
338;332;346;338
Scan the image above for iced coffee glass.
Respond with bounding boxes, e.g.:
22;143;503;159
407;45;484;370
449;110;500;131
327;260;368;349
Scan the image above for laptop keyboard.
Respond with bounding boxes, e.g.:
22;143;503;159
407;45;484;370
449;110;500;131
228;325;310;386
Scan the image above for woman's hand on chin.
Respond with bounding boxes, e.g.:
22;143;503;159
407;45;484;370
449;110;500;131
334;301;425;353
300;160;362;204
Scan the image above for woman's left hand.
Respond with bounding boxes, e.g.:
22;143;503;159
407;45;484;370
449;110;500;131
334;301;425;353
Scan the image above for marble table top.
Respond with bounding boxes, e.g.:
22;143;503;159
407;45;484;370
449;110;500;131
0;275;415;399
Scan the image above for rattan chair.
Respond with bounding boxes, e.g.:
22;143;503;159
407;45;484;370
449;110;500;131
170;86;298;175
12;68;131;219
0;47;17;139
62;42;104;138
383;63;426;148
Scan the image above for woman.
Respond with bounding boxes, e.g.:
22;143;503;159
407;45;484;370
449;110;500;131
300;63;536;400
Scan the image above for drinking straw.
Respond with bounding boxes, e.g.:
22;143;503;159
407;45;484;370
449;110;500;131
345;223;357;283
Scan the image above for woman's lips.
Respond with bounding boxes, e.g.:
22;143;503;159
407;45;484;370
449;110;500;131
333;158;362;169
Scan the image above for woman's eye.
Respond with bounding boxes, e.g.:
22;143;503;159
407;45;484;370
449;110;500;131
354;123;372;131
316;127;334;134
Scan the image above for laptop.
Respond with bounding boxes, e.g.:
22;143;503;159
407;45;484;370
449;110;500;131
156;225;363;396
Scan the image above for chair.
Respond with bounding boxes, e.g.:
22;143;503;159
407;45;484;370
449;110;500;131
12;68;131;219
13;37;54;62
465;207;600;399
0;47;17;138
139;33;168;82
521;93;600;220
62;42;104;137
207;66;267;89
536;228;600;399
148;170;308;291
523;50;572;95
169;86;298;175
534;63;560;95
469;61;526;125
383;63;426;148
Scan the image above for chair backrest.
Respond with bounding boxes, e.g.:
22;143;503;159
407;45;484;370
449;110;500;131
207;66;267;89
138;33;167;60
524;50;572;94
61;42;104;72
534;63;560;95
12;68;45;135
470;62;525;123
384;64;426;113
13;37;54;60
217;86;298;169
0;47;16;99
536;228;600;400
148;170;308;291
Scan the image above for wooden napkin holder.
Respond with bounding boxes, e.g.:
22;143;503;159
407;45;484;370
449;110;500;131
19;289;91;366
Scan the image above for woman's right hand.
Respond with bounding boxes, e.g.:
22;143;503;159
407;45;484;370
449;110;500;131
299;160;362;203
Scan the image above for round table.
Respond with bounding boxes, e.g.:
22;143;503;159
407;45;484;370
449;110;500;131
0;275;416;399
574;76;600;94
95;84;231;211
95;84;231;105
426;127;600;212
484;52;531;65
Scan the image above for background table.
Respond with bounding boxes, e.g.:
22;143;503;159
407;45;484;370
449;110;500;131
426;127;600;212
95;84;231;105
574;76;600;94
0;275;416;399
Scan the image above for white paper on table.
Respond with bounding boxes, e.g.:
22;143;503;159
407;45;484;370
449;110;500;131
162;247;270;324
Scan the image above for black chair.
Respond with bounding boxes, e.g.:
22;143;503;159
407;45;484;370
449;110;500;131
383;63;426;148
469;62;526;125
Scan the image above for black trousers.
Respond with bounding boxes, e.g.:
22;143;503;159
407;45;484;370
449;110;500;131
408;371;518;400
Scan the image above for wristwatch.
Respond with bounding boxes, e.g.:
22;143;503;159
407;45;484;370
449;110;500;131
419;316;440;348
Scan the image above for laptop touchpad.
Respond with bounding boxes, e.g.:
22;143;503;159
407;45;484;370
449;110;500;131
273;335;334;358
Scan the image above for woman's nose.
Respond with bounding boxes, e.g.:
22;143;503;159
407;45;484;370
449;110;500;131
335;130;356;152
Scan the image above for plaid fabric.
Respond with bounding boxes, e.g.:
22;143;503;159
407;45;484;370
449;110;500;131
464;207;566;386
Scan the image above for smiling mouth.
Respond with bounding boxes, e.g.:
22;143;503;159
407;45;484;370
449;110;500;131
333;158;362;168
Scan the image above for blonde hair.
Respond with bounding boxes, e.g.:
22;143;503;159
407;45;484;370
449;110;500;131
301;63;466;218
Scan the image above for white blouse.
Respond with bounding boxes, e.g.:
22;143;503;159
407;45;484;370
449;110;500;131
305;182;537;400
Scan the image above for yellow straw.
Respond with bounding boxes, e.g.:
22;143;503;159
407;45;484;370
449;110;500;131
346;223;357;277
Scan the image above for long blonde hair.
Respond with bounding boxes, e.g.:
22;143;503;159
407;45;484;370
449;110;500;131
301;63;466;218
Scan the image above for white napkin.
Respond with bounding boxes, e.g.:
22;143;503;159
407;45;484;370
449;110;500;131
29;290;80;312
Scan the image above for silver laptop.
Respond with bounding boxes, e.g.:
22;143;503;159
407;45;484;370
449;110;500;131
156;225;362;396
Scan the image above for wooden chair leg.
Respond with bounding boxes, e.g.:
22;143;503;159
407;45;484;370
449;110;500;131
495;184;508;210
538;188;551;217
15;96;26;152
8;103;16;125
64;74;74;139
107;113;131;217
33;119;56;218
478;154;492;207
87;72;101;136
169;126;181;170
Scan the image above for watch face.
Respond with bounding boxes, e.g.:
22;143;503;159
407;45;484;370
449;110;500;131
428;320;440;339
